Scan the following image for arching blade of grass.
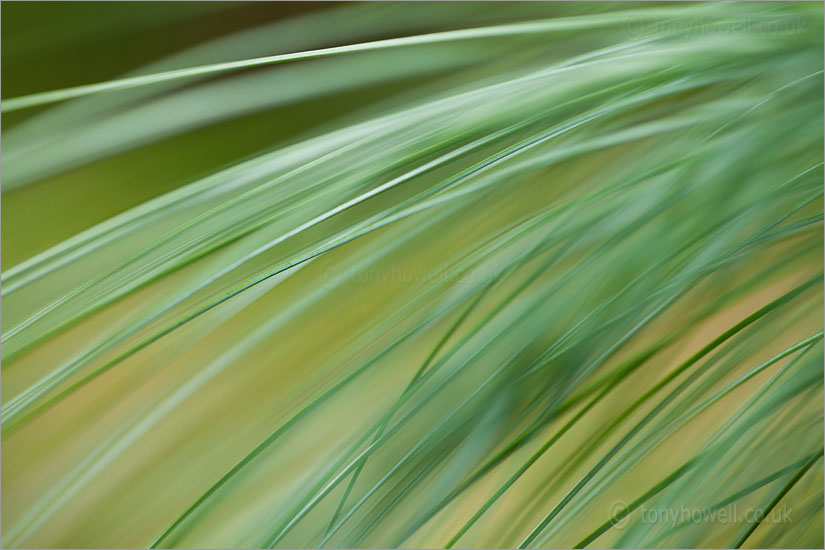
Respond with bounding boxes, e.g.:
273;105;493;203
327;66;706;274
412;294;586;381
0;4;732;113
732;450;824;548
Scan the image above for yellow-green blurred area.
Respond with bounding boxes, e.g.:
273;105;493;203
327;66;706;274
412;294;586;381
1;2;823;549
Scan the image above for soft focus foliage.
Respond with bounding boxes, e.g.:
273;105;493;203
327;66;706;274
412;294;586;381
1;2;823;548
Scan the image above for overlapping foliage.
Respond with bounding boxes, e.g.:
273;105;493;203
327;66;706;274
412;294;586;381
1;2;823;548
